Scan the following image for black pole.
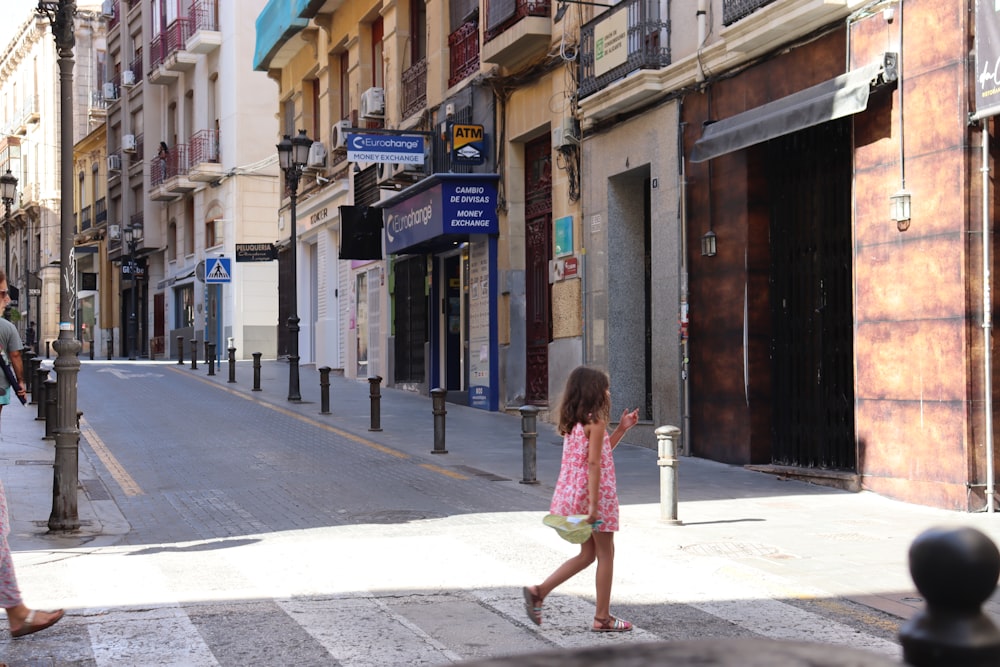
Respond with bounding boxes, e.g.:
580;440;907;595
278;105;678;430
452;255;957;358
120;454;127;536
368;376;382;432
227;344;236;383
319;366;331;414
287;175;301;401
177;335;184;364
190;338;197;370
44;0;82;532
128;238;137;360
252;352;262;391
430;388;447;453
207;343;216;376
519;405;540;484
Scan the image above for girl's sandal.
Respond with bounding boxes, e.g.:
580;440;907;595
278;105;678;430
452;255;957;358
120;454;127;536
522;586;543;626
592;616;632;632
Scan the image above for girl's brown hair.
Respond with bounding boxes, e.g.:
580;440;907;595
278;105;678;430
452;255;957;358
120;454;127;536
557;366;610;435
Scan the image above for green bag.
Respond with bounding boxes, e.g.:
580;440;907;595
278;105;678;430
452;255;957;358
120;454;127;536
543;514;603;544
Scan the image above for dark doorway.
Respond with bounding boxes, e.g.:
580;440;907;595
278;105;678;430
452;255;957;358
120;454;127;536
277;245;293;358
768;118;856;470
394;256;427;384
525;136;552;405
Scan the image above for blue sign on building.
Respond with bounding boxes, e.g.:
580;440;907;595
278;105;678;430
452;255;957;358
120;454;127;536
383;178;498;254
346;134;426;164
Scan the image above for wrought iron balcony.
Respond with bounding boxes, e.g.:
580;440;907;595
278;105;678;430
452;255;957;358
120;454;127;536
80;205;92;232
482;0;551;70
95;197;107;226
723;0;778;26
149;19;194;74
401;59;427;119
579;0;671;99
188;129;223;182
449;21;480;88
187;0;221;54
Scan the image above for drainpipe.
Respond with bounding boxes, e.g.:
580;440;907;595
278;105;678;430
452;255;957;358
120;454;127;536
678;100;690;455
983;124;995;514
695;0;707;83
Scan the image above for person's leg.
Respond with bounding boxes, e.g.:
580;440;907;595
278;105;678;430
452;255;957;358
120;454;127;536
591;532;615;621
0;485;61;636
536;538;596;601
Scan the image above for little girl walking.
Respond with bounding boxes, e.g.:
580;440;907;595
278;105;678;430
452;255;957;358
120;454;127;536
523;366;639;632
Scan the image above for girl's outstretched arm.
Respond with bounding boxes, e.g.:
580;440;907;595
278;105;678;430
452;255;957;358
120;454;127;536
609;408;639;449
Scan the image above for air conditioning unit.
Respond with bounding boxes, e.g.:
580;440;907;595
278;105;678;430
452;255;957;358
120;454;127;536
122;134;136;153
306;141;327;169
103;81;118;101
552;117;579;149
107;154;121;172
331;120;351;152
360;87;385;119
101;0;115;19
122;70;136;87
377;161;422;186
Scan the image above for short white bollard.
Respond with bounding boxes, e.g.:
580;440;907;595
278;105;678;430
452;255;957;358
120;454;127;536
655;425;682;525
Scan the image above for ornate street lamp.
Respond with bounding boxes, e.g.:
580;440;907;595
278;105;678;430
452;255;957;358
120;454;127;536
276;129;312;402
37;0;82;532
0;169;16;299
123;224;142;360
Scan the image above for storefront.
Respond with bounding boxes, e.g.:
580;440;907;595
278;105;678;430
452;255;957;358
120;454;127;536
379;174;500;410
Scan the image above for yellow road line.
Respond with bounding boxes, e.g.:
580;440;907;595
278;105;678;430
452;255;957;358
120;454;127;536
79;416;144;497
173;367;413;461
419;463;468;480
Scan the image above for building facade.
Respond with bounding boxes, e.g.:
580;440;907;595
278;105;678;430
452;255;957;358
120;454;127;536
0;2;106;352
104;0;279;361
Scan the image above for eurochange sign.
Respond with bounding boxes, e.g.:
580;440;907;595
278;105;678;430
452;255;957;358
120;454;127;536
384;179;498;254
347;133;425;163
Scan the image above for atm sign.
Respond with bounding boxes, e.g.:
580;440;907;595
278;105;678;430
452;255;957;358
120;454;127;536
451;124;485;165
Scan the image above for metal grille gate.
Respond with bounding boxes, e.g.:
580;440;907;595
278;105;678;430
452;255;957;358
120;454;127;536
767;118;856;470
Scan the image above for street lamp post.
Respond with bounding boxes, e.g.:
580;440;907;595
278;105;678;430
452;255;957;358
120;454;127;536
38;0;82;532
0;169;16;298
276;130;312;402
124;225;141;360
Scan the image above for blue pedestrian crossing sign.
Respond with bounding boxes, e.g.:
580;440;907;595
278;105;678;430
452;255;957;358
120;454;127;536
205;257;232;284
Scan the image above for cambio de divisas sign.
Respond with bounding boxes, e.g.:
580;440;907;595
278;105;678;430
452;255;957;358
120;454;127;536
346;134;426;163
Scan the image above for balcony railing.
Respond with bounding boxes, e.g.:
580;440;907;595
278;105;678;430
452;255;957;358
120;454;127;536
151;144;189;186
579;0;671;99
149;19;193;71
485;0;550;43
129;133;145;167
449;21;480;88
189;129;219;166
401;58;427;119
95;197;107;225
80;205;92;231
129;210;144;233
723;0;778;25
90;89;108;112
108;0;120;28
129;51;143;85
190;0;219;31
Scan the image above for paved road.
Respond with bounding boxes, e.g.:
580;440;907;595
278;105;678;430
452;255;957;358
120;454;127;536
0;359;994;665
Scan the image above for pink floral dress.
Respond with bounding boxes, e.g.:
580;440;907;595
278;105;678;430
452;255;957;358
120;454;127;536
549;422;619;532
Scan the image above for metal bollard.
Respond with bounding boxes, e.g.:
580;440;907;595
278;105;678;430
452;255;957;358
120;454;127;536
519;405;540;484
655;425;682;525
107;336;113;361
177;336;184;364
207;343;216;376
204;341;210;371
27;355;40;397
35;366;47;420
89;340;95;360
319;366;331;414
45;340;50;358
430;387;447;453
368;376;383;432
899;526;1000;666
190;339;198;370
228;346;236;383
43;376;57;440
252;352;262;391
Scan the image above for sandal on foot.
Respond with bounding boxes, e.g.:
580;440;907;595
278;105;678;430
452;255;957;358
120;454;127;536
522;586;543;626
592;616;632;632
11;609;64;638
